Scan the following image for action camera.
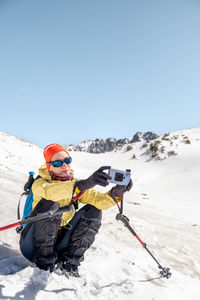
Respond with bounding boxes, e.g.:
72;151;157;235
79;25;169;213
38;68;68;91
107;169;131;186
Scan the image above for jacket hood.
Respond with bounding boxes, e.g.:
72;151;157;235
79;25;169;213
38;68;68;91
38;164;52;181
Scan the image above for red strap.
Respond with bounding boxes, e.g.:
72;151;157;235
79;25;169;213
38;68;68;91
71;190;85;203
115;194;124;211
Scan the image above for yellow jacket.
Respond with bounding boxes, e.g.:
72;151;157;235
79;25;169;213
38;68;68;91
32;164;117;226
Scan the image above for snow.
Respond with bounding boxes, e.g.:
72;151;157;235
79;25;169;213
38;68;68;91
0;128;200;299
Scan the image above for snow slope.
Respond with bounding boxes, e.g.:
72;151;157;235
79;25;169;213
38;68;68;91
0;128;200;300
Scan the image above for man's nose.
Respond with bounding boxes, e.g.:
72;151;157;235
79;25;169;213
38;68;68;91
62;162;70;169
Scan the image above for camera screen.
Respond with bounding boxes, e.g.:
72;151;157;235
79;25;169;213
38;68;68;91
114;172;124;182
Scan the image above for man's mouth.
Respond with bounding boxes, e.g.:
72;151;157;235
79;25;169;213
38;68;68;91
59;171;72;177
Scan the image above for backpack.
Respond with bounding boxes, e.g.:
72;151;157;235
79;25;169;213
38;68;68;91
17;172;40;231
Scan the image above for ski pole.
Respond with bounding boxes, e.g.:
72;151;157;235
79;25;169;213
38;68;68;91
116;213;172;279
0;205;73;232
0;190;86;232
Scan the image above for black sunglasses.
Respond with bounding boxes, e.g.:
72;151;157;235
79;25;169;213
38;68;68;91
48;157;72;167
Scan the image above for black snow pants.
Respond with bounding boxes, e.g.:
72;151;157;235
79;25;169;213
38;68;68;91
20;199;102;269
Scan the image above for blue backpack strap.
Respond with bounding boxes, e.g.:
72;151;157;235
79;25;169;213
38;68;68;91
22;190;34;221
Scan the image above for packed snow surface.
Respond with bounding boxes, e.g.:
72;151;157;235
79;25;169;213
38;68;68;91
0;128;200;300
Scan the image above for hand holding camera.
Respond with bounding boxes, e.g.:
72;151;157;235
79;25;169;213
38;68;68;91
77;166;133;197
76;166;111;191
111;179;133;197
108;168;133;197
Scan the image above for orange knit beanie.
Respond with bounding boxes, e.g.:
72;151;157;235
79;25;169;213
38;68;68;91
43;143;69;168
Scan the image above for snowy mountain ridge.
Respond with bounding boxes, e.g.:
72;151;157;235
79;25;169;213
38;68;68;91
64;131;158;153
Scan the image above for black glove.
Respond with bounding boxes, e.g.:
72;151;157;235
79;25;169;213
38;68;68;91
76;166;111;191
111;179;133;197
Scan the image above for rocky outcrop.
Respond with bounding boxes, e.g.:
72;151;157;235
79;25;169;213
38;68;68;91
131;131;158;143
88;138;117;153
64;131;158;153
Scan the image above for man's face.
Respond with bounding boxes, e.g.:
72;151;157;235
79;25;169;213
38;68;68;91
49;151;72;175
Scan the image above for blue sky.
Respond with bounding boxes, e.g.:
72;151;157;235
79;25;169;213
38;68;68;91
0;0;200;148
